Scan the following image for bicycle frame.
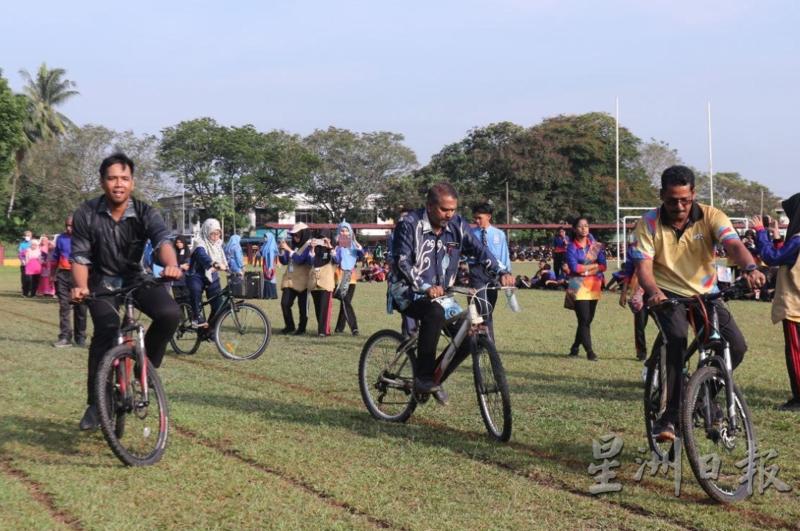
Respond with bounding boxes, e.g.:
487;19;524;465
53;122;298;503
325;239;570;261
115;297;149;405
649;293;740;434
432;286;490;384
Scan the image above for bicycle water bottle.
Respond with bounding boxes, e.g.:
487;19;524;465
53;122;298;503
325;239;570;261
505;289;521;313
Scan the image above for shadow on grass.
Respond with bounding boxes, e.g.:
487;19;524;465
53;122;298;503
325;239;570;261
0;415;86;457
170;390;595;479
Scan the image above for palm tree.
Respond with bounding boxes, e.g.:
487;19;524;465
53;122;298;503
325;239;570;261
7;63;79;217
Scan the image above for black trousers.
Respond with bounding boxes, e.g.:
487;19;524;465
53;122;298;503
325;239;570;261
335;284;358;333
571;300;598;355
652;292;747;422
281;288;308;331
22;274;40;297
553;252;566;277
56;269;86;341
634;308;649;358
86;284;180;406
311;289;332;335
401;298;446;379
19;265;25;294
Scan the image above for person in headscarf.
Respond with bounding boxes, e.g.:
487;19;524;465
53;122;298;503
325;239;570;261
258;231;279;299
295;231;335;337
186;218;228;327
279;222;312;334
752;194;800;411
171;235;191;300
225;234;245;289
36;235;56;296
20;238;43;297
332;221;364;335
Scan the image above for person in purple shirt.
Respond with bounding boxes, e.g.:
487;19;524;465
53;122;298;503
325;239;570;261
51;215;87;348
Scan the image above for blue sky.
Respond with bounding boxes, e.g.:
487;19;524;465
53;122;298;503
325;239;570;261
2;0;798;198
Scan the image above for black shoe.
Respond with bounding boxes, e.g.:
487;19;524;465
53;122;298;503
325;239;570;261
414;377;441;394
568;348;579;357
587;352;598;361
778;398;800;411
433;387;449;406
280;327;296;335
636;351;647;361
293;329;306;336
52;338;71;348
79;405;99;431
334;328;344;334
75;338;87;347
652;417;676;442
351;329;359;336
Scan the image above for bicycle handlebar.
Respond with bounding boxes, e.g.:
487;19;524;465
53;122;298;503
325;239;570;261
650;279;749;310
75;275;172;303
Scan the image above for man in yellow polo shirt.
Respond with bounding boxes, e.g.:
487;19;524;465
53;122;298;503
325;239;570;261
631;165;765;441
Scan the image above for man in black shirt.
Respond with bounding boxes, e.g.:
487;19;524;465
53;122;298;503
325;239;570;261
71;153;182;430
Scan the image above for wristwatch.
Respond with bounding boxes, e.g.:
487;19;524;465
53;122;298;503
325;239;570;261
743;263;757;273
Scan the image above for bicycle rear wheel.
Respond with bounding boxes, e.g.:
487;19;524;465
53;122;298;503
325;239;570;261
95;345;169;466
472;336;512;442
358;330;417;422
214;302;271;361
643;336;675;461
682;365;756;503
170;302;201;355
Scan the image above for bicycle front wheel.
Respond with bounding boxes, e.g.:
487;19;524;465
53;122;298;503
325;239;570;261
170;302;201;355
358;330;417;423
214;302;271;361
682;365;756;503
95;345;169;467
643;336;675;461
472;336;512;442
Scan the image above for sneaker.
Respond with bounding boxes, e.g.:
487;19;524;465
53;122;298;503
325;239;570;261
191;320;209;329
351;329;359;336
652;417;676;442
52;338;72;348
433;387;449;406
777;398;800;411
280;327;296;335
75;338;87;347
414;377;441;394
587;352;598;361
79;405;99;431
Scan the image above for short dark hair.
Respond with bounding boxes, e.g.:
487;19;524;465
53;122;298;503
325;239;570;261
571;216;589;230
99;152;135;180
661;165;695;190
472;202;493;215
426;181;458;206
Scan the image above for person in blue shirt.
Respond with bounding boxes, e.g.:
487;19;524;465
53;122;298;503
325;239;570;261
390;182;515;398
468;203;512;340
333;221;365;335
258;232;279;299
751;195;800;411
225;234;245;291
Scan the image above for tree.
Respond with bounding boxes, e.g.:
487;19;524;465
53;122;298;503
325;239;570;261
303;127;417;222
159;118;316;230
639;139;683;188
706;172;781;218
7;63;79;217
0;70;27;239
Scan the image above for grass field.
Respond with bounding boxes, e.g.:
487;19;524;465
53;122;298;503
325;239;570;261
0;264;798;530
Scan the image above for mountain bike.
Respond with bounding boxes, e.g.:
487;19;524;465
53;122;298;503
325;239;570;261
170;284;271;361
643;282;756;503
359;285;515;442
87;276;171;466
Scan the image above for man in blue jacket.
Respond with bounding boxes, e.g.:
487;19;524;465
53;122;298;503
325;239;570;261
389;182;514;399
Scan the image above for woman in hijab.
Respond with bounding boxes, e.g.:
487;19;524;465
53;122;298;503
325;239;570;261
279;223;312;334
752;193;800;411
225;234;245;287
187;219;228;327
171;235;191;299
21;238;43;297
333;221;364;335
258;232;279;299
295;231;335;337
36;235;56;296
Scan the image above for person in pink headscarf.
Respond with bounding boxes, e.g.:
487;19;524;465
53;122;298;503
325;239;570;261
20;239;43;297
36;235;56;296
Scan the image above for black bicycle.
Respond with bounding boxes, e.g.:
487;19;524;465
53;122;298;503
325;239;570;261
170;284;271;361
359;285;514;442
87;276;171;466
643;282;756;503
